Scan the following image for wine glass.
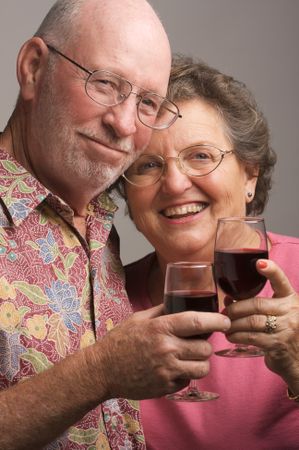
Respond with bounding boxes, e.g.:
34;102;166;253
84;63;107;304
214;216;268;357
164;261;219;401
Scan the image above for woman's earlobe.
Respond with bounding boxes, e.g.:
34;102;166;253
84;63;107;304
244;165;258;203
246;191;254;203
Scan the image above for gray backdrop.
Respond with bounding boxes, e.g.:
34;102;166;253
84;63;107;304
1;1;298;265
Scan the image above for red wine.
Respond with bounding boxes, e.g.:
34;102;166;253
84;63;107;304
214;248;268;300
164;290;218;339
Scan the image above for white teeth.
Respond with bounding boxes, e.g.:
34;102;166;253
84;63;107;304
163;203;206;217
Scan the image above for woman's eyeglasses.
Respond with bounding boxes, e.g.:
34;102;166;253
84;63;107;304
123;144;234;186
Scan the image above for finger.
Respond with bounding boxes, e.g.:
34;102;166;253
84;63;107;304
226;330;269;348
165;359;211;393
256;259;295;298
177;336;213;360
226;327;284;352
163;311;231;338
226;295;288;319
226;313;270;335
175;359;211;380
133;304;164;320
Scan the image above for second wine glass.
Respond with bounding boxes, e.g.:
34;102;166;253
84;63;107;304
214;216;268;357
164;261;219;401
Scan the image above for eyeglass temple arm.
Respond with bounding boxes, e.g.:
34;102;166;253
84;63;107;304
163;104;182;118
46;44;92;76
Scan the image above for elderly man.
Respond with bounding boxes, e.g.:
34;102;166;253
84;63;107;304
0;1;230;449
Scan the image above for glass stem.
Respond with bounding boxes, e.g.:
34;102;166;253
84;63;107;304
188;379;198;392
235;344;250;352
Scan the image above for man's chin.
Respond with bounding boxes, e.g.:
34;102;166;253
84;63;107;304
91;166;123;192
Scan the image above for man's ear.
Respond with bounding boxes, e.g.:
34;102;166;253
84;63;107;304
17;37;49;100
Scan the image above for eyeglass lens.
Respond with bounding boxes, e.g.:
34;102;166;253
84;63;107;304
46;44;180;130
86;71;179;129
124;145;225;186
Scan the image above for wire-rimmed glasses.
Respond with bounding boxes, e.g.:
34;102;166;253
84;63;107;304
123;144;234;186
46;44;181;130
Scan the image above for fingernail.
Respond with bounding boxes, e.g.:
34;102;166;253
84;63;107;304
257;260;267;269
223;317;231;329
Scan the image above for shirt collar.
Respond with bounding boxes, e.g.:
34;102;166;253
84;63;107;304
0;148;118;226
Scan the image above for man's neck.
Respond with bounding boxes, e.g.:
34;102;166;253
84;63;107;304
73;215;87;238
0;125;14;157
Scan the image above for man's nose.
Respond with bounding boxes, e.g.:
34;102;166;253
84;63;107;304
102;95;138;137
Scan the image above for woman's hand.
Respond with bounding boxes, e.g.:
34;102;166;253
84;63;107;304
225;259;299;394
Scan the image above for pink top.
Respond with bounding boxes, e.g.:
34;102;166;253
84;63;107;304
126;232;299;450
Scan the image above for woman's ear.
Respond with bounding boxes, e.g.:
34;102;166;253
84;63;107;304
245;165;259;203
17;37;49;101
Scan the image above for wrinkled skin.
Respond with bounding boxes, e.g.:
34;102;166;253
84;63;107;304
96;305;230;399
225;259;299;394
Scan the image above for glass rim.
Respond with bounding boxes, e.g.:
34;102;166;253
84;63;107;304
218;216;265;224
166;261;213;269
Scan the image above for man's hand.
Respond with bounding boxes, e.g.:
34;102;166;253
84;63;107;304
90;305;231;399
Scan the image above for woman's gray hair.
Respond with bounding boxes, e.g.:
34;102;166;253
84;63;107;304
167;55;277;215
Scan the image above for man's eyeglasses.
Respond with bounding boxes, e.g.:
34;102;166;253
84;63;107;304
123;144;234;186
46;44;181;130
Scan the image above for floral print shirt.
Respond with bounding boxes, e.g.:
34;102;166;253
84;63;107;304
0;149;145;449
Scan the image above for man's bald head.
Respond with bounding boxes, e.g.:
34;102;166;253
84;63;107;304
35;0;170;61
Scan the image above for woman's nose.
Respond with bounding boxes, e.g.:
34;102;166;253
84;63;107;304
160;158;193;195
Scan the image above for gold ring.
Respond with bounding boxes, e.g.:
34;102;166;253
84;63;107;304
265;315;277;334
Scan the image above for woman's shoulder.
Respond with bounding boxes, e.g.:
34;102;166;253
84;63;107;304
125;252;156;277
268;231;299;248
268;231;299;289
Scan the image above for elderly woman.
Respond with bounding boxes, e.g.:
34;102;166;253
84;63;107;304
118;56;299;449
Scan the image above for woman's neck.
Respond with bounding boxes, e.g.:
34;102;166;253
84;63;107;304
147;251;228;310
147;256;165;306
